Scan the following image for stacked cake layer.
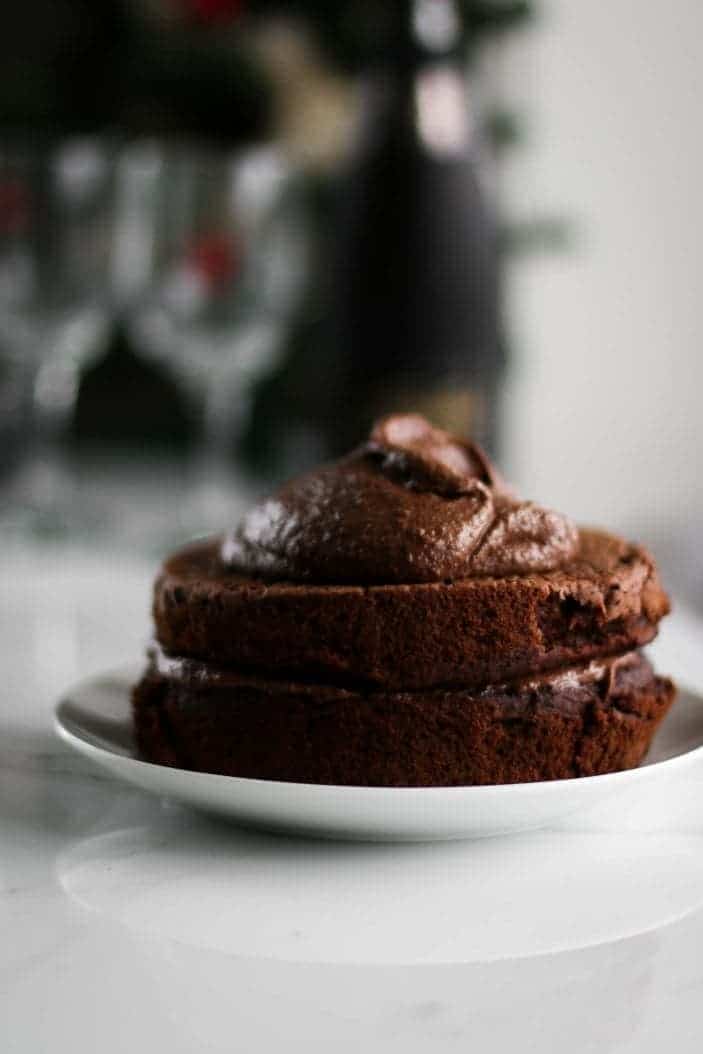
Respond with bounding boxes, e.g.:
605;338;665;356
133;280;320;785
133;415;675;786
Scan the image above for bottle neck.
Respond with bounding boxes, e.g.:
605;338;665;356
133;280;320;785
353;0;470;160
388;0;464;73
357;56;473;163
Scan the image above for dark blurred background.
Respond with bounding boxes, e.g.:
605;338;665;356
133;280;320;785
1;0;701;608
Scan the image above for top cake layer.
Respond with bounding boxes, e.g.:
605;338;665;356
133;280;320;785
153;527;669;691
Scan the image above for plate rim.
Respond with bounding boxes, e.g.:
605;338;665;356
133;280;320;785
53;664;703;798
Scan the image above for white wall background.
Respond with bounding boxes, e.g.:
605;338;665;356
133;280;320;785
499;0;703;545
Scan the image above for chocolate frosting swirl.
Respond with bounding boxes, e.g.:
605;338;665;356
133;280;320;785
222;414;578;584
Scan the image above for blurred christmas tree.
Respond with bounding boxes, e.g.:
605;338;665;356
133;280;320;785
0;1;567;467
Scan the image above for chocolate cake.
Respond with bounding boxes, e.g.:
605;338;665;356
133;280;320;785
133;414;675;785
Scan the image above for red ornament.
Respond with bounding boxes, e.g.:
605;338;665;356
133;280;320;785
182;0;245;25
187;234;239;290
0;178;31;237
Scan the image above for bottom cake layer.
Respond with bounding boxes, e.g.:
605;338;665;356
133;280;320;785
131;646;675;786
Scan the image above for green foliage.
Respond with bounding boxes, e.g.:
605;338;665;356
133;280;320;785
484;108;525;153
500;217;575;254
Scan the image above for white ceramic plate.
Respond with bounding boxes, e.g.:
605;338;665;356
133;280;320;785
54;664;703;842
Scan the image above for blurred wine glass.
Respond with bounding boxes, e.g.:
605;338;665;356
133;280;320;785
129;143;308;533
0;139;113;534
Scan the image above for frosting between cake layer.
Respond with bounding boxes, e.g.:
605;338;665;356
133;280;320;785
146;641;653;720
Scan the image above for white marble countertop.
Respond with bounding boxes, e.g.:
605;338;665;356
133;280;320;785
3;543;703;1053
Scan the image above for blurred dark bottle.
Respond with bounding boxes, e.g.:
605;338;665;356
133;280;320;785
332;0;502;452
